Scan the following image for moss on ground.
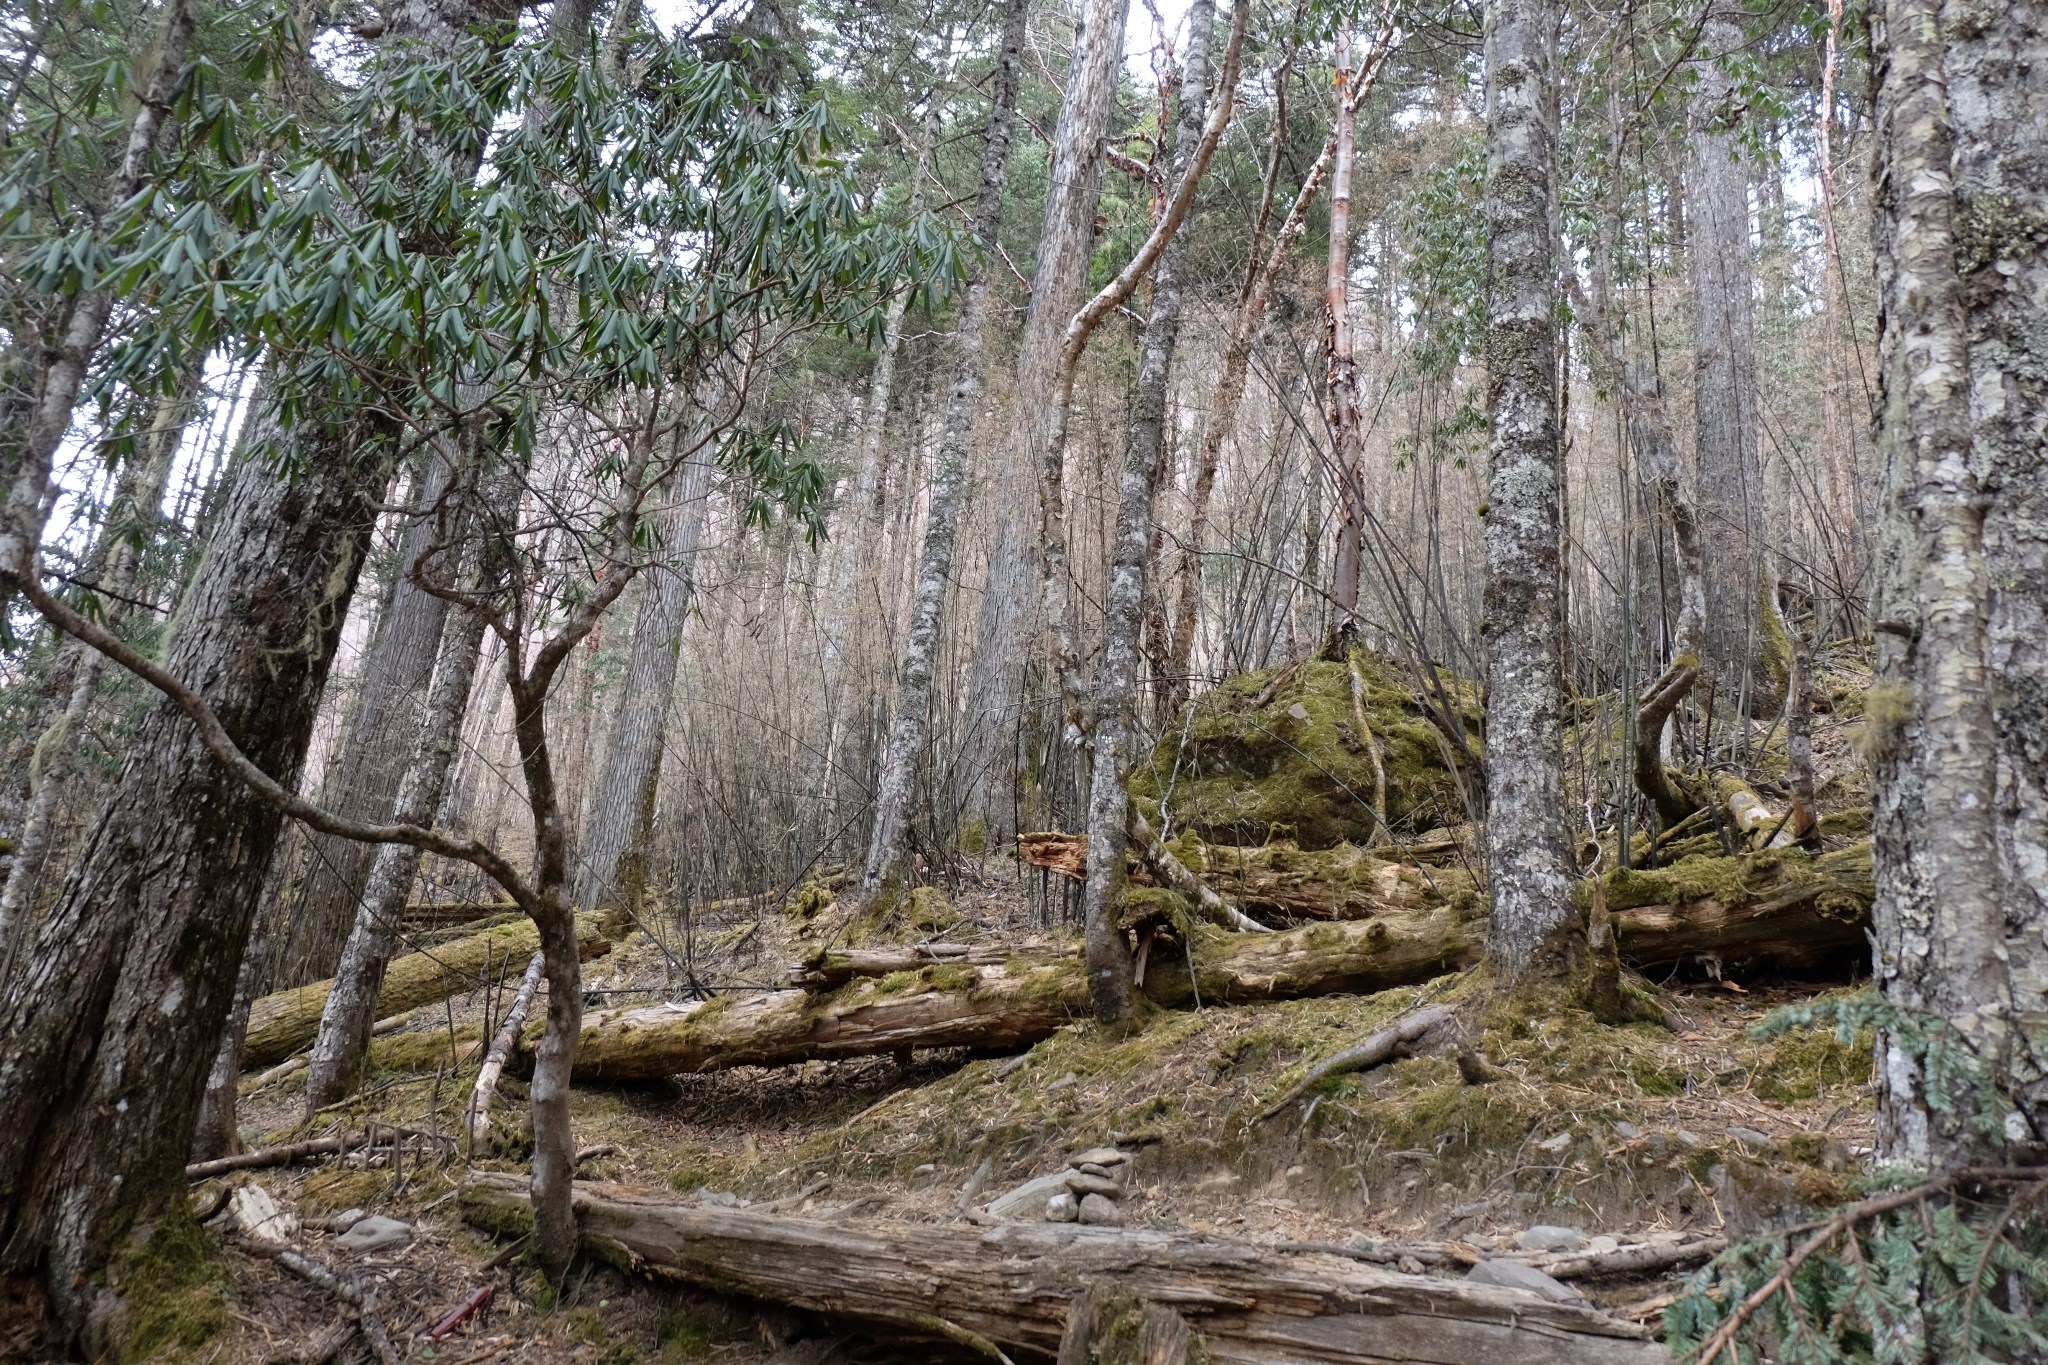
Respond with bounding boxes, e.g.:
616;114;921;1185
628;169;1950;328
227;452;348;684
1131;656;1476;849
103;1210;228;1365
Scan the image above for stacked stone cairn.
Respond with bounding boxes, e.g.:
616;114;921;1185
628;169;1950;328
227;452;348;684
1044;1147;1129;1226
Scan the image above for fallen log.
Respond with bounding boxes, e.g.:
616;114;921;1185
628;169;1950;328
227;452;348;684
532;848;1869;1080
460;1173;1661;1365
1020;830;1466;923
243;915;610;1068
787;944;1023;990
404;900;519;927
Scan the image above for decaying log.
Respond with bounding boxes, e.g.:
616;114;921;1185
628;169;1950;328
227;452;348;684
532;847;1869;1080
460;1173;1663;1365
404;900;518;927
468;950;543;1150
242;915;609;1067
788;943;1022;989
1128;812;1271;932
1021;830;1463;923
1715;774;1797;851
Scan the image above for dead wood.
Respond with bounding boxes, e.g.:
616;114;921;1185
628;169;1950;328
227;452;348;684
240;1241;398;1365
242;915;609;1068
1128;811;1271;932
185;1133;364;1180
468;949;543;1150
1715;774;1798;851
1534;1236;1729;1280
1255;1004;1459;1121
530;849;1868;1080
788;944;1020;989
1634;657;1703;828
459;1173;1663;1364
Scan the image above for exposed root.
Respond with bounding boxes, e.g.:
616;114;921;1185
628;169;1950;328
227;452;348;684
1254;1002;1459;1121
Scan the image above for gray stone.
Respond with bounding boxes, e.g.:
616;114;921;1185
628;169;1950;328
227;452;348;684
1611;1120;1640;1140
1517;1224;1584;1253
336;1214;412;1254
1465;1259;1583;1304
987;1171;1073;1221
1674;1128;1703;1149
1077;1193;1123;1226
1044;1192;1079;1223
1075;1162;1126;1183
1069;1147;1129;1168
1728;1127;1771;1149
1065;1172;1123;1199
1535;1131;1572;1154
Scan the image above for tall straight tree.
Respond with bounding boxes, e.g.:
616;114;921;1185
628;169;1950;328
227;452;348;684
1079;0;1218;1024
1687;4;1772;706
863;0;1030;892
1478;0;1578;978
956;0;1131;835
1867;0;2047;1165
1323;29;1366;630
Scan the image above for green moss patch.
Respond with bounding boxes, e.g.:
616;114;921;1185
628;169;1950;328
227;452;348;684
105;1211;228;1365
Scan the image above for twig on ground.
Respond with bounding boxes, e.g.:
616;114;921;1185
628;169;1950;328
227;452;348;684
187;1133;365;1181
1256;1004;1458;1121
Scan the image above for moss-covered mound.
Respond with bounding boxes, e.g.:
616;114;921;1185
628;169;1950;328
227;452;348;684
1131;656;1478;849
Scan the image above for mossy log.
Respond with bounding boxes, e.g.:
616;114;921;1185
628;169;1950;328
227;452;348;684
786;944;1028;989
1020;830;1473;922
402;900;518;926
459;1173;1661;1365
242;916;610;1067
1598;842;1872;974
531;849;1871;1080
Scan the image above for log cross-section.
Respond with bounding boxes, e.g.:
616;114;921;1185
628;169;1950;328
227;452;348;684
461;1174;1664;1365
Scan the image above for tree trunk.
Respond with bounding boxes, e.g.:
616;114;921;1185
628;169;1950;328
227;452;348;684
305;599;488;1111
1081;0;1218;1025
1867;0;2048;1166
281;452;458;979
1323;33;1365;628
542;850;1869;1080
0;405;396;1340
570;453;714;928
458;1174;1664;1365
956;0;1131;835
1478;0;1578;978
242;914;610;1067
861;0;1030;892
1688;8;1774;708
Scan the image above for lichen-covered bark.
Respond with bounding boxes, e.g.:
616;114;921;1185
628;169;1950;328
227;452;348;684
1868;0;2048;1165
306;599;488;1110
1479;0;1578;978
861;0;1029;891
956;0;1131;834
1323;34;1365;625
0;406;394;1339
1081;0;1217;1024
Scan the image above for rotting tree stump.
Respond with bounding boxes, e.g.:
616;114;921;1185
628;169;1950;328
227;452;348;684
460;1173;1663;1365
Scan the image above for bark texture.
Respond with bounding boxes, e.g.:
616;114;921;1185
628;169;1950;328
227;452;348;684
1323;34;1366;625
282;452;458;978
1688;8;1772;703
0;407;394;1338
1867;0;2048;1164
306;599;489;1110
957;0;1131;832
862;0;1029;890
1479;0;1578;978
1081;0;1217;1024
571;455;713;928
459;1174;1664;1365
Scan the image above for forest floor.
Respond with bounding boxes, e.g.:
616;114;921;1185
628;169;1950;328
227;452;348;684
181;869;1876;1365
164;649;1883;1364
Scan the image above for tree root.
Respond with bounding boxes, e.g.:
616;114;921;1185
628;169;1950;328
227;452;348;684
1254;1002;1459;1121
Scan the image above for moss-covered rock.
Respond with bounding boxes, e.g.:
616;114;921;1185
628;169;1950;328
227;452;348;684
1130;656;1476;849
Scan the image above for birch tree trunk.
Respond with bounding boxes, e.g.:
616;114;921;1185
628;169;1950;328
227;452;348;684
304;598;488;1111
1079;0;1217;1024
956;0;1132;835
1867;0;2048;1167
281;451;457;978
570;453;714;928
862;0;1030;892
1478;0;1578;980
1323;33;1366;630
1687;8;1774;707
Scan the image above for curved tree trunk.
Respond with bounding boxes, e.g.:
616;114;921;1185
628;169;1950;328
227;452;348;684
1478;0;1578;979
861;0;1030;892
1081;0;1218;1024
